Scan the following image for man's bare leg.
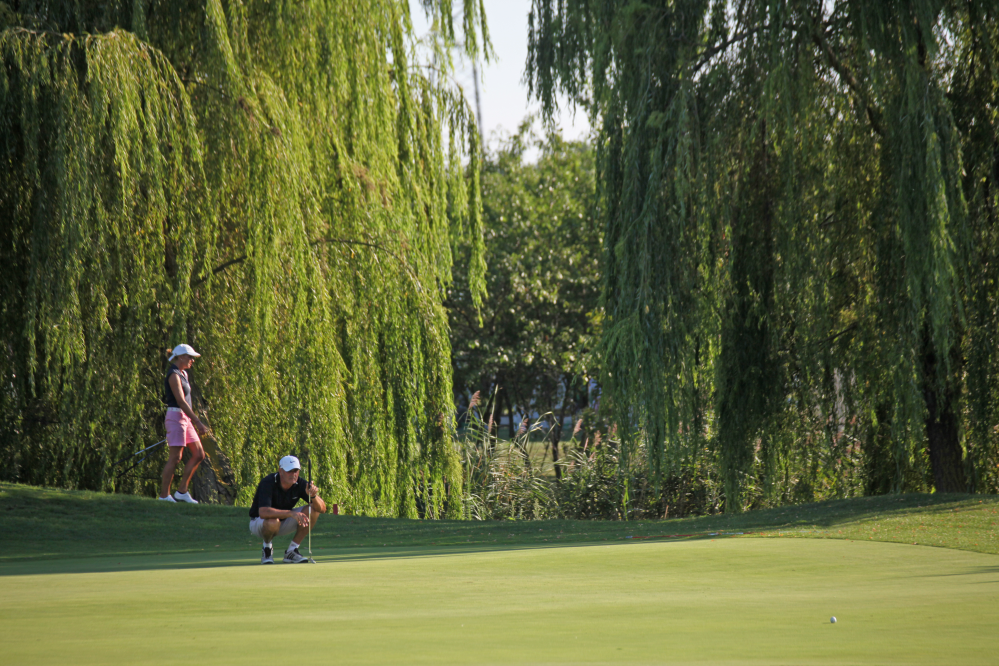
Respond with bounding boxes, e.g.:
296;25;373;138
260;518;282;543
258;518;282;563
292;504;319;545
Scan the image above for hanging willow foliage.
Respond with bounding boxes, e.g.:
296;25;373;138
0;0;487;517
527;0;999;509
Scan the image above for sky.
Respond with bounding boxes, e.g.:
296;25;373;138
409;0;591;157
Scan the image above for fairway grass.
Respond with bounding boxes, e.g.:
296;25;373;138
3;539;998;665
1;485;997;664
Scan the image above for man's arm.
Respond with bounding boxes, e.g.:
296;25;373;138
259;504;310;527
258;506;300;520
307;482;327;514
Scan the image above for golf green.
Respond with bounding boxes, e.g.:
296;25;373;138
3;538;996;664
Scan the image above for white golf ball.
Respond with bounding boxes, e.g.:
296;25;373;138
830;617;837;624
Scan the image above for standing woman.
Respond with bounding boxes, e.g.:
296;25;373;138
159;344;208;503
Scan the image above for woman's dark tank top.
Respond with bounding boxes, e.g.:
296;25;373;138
164;365;192;408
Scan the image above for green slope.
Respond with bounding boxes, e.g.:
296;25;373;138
1;483;996;565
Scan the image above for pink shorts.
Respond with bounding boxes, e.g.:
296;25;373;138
165;410;201;447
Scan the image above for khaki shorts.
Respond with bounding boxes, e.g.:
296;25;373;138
249;506;309;539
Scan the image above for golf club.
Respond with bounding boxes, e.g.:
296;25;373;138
307;452;316;563
112;438;167;480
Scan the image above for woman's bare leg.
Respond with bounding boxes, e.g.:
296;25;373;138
177;440;206;494
160;447;184;498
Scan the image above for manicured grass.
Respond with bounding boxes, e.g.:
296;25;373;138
4;538;998;664
1;484;997;664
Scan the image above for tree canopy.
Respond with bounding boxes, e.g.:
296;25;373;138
0;0;487;517
527;0;999;509
448;125;602;469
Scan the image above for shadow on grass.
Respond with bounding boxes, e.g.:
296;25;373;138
2;482;996;577
910;565;999;579
0;533;750;577
720;493;985;530
0;551;260;576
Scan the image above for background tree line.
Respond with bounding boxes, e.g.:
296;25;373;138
4;0;998;518
509;0;999;512
0;0;488;517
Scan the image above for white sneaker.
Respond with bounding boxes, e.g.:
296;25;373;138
283;547;308;564
158;495;176;502
173;491;198;504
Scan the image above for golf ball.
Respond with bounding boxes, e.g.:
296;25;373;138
830;617;837;624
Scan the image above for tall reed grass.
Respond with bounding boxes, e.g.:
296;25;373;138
456;392;726;520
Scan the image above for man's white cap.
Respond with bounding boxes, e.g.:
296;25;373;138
279;455;301;472
169;343;201;361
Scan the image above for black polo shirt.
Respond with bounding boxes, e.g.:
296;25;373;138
163;365;191;408
249;473;309;518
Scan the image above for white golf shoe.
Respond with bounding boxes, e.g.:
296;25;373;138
157;495;176;502
173;491;198;504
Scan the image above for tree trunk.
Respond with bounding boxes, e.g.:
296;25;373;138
550;383;575;481
189;391;237;504
505;395;513;441
925;403;964;492
922;342;965;493
549;414;562;481
189;435;238;505
864;403;895;495
491;383;504;440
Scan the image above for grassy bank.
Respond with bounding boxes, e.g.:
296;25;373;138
2;483;996;562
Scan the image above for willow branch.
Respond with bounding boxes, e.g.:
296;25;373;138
811;28;883;136
6;26;65;39
807;323;859;349
780;323;858;354
192;237;421;289
192;255;247;286
824;322;858;345
691;27;767;74
180;78;228;99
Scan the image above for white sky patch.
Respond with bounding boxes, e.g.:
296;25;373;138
410;0;591;161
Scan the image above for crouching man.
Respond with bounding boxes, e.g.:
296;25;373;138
249;455;326;564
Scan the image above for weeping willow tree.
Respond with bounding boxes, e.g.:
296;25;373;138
528;0;999;510
0;0;489;517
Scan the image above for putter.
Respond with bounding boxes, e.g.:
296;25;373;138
307;452;317;563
